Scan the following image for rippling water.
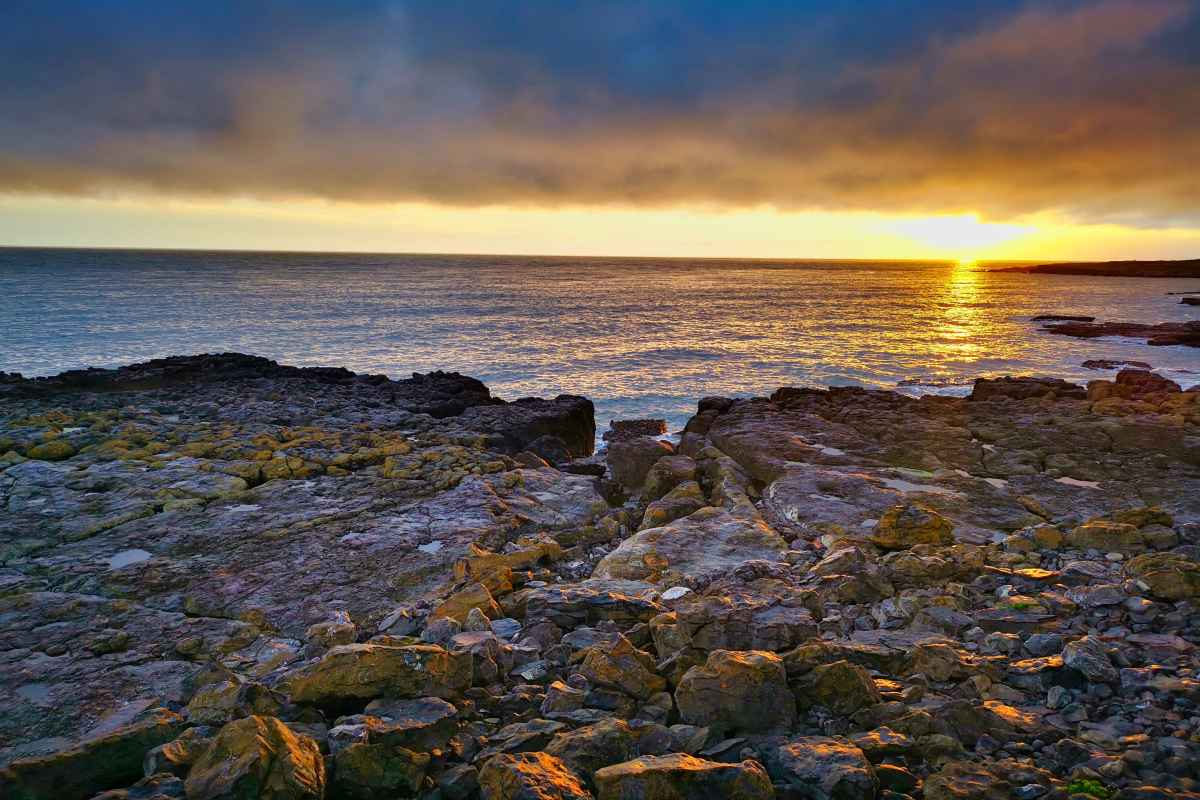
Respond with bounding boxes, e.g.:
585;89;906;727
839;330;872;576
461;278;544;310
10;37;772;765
2;248;1197;432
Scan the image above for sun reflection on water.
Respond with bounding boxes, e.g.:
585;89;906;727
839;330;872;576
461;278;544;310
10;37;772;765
934;261;986;357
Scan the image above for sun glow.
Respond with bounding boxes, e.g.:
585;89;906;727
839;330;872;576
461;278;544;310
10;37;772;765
887;214;1035;262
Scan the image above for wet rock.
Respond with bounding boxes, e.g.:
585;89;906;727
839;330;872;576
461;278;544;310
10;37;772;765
675;650;796;734
184;716;325;800
604;419;668;443
593;753;773;800
478;751;593;800
969;376;1087;401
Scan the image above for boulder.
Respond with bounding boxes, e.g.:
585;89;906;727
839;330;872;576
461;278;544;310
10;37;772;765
794;659;882;716
478;752;593;800
430;582;504;624
577;635;666;700
1062;636;1118;684
650;592;817;660
143;727;214;778
642;455;696;502
593;754;773;800
604;420;668;443
675;650;796;733
594;508;787;585
640;481;706;531
283;644;471;711
184;716;325;800
1065;521;1145;554
869;503;954;550
1125;552;1200;600
543;719;640;785
766;737;877;800
969;376;1086;401
332;742;429;799
924;760;1010;800
331;696;459;751
0;709;185;800
185;681;284;726
606;437;674;493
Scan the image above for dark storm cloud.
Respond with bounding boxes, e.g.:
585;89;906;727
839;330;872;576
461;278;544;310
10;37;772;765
1;0;1198;223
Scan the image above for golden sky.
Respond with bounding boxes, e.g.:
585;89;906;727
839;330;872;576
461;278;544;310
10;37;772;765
3;1;1199;259
3;194;1200;261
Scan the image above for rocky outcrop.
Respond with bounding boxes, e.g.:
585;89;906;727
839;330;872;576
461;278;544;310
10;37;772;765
184;716;325;800
674;650;795;733
592;754;774;800
1040;320;1200;347
4;354;1200;800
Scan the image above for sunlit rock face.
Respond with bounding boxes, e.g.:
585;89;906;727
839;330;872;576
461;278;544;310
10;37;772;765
3;354;1200;800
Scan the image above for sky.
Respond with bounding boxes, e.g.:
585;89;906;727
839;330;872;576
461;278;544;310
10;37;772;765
2;0;1199;260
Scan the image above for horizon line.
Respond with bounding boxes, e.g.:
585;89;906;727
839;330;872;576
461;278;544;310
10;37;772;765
0;243;1058;264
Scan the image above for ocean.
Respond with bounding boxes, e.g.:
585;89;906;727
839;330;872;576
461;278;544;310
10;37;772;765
2;247;1197;433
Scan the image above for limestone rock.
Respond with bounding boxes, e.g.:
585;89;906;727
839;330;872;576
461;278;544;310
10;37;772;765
430;582;504;625
1065;521;1145;553
1125;552;1200;600
283;644;471;710
870;503;954;550
794;659;882;716
331;696;459;752
642;455;696;502
639;481;706;531
594;508;787;585
543;719;640;785
924;760;1011;800
577;635;666;700
607;437;673;493
0;709;185;800
184;716;325;800
478;752;593;800
675;650;796;734
332;742;429;799
1062;636;1118;684
766;737;877;800
593;754;773;800
650;591;817;660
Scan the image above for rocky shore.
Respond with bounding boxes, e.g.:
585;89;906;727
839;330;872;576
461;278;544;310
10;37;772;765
2;354;1200;800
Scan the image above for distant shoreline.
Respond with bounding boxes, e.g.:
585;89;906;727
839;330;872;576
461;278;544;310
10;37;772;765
992;259;1200;278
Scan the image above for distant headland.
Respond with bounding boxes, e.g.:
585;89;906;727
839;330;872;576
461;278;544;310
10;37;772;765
994;259;1200;278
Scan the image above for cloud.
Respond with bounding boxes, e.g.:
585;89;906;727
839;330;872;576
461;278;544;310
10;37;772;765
0;0;1197;224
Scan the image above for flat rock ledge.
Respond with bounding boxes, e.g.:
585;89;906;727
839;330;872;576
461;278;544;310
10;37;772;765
2;354;1199;800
